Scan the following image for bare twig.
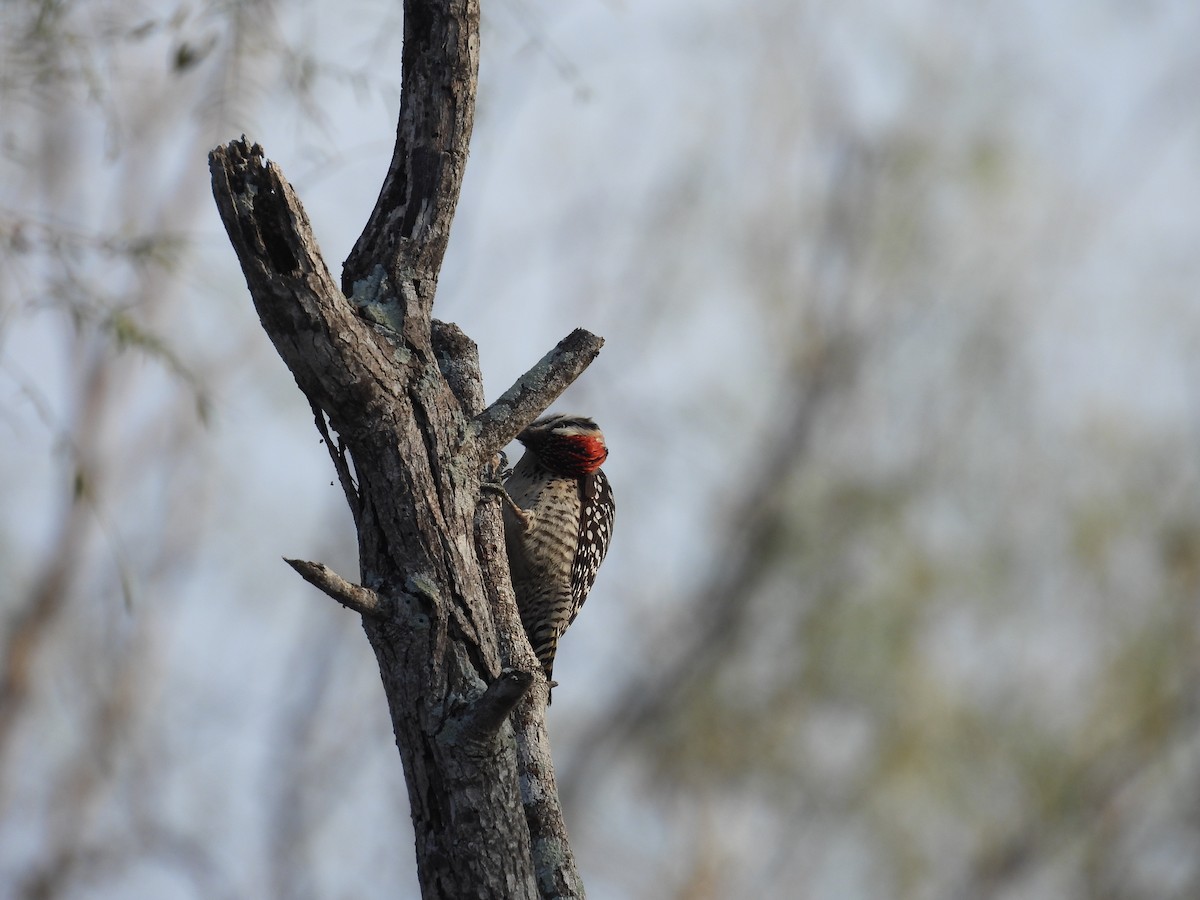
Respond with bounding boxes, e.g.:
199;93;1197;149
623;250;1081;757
283;559;387;619
309;400;360;527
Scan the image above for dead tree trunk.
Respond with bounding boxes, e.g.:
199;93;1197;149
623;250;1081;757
208;1;596;896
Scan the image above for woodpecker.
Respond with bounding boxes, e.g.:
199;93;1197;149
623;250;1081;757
497;414;615;697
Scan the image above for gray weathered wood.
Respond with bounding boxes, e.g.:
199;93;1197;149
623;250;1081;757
207;1;597;896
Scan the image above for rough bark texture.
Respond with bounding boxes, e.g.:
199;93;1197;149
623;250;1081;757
207;1;599;897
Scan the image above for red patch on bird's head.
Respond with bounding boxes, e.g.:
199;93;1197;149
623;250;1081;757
520;414;609;477
527;430;607;477
559;433;608;476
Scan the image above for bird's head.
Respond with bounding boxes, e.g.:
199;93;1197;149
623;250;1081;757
518;414;608;477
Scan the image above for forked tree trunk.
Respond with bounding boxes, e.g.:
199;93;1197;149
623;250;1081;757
208;1;598;896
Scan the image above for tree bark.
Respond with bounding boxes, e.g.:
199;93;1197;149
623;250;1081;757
208;1;598;896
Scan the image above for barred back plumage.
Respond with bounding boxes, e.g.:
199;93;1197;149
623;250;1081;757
501;414;615;696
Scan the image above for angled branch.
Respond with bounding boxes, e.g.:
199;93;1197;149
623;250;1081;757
209;139;400;424
208;139;338;318
343;0;481;341
472;328;605;460
284;558;387;619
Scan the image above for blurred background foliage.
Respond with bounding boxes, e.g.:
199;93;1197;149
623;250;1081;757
2;0;1200;898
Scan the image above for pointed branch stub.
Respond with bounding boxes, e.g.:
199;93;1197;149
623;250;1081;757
284;558;387;619
473;328;605;460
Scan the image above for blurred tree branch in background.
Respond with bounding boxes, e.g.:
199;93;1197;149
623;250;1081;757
554;5;1200;895
0;0;394;895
